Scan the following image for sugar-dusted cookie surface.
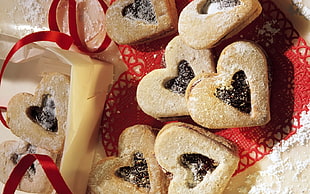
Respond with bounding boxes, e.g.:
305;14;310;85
137;35;215;119
178;0;262;49
87;125;168;194
106;0;178;45
186;41;270;128
154;122;239;194
6;72;70;153
0;140;58;193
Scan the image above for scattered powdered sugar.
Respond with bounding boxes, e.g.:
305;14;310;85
248;104;310;193
257;19;281;47
11;0;50;33
201;0;241;14
270;104;310;154
17;0;45;23
291;0;310;20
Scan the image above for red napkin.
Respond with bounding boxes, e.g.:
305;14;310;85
101;0;310;175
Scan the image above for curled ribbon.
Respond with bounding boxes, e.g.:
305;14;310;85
0;31;73;193
0;31;73;129
3;154;72;194
0;0;112;192
49;0;111;53
0;106;8;129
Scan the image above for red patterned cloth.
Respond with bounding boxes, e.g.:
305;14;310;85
101;0;310;174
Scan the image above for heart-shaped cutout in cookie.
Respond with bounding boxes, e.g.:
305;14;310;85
180;153;219;188
178;0;262;49
115;152;150;188
6;72;70;152
87;125;168;193
154;122;239;193
0;140;58;193
186;41;270;129
164;60;196;95
215;70;251;114
106;0;178;45
122;0;157;24
137;36;215;119
27;94;58;132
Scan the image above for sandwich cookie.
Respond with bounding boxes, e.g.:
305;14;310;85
137;35;215;120
106;0;178;45
6;72;70;153
178;0;262;49
186;41;270;128
154;122;239;194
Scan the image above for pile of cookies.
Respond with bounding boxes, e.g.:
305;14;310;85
88;123;239;194
0;0;271;193
0;72;70;193
133;0;270;129
89;0;270;193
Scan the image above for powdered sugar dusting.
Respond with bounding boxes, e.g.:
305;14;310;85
257;19;281;47
292;0;310;20
202;0;241;14
224;104;310;193
14;0;50;33
249;104;310;193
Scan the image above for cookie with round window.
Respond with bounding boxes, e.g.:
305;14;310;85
87;125;169;194
106;0;178;45
186;41;270;128
154;122;239;194
6;72;70;153
136;35;215;120
178;0;262;49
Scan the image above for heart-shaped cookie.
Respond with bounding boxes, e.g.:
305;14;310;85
186;41;270;128
154;122;239;194
6;72;70;152
106;0;178;45
0;140;58;193
136;36;215;119
87;125;168;194
178;0;262;49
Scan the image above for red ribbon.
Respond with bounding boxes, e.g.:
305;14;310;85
0;31;73;192
1;0;112;192
3;154;72;194
0;106;8;129
0;31;73;129
49;0;111;53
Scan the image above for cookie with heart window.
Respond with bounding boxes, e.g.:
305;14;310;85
178;0;262;49
87;125;169;194
106;0;178;45
186;41;270;129
6;72;70;153
136;36;215;120
154;122;239;194
0;140;58;193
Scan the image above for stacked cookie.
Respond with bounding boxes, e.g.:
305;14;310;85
105;0;179;45
89;0;269;193
0;72;70;193
135;0;270;129
87;123;239;194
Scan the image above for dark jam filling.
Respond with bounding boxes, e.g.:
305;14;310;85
215;70;251;114
164;60;195;95
26;94;58;132
115;152;150;189
10;144;36;178
180;153;218;188
122;0;157;24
